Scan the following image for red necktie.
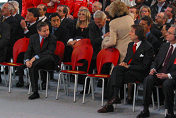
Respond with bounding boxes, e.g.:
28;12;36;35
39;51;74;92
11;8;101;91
40;38;44;49
128;43;137;64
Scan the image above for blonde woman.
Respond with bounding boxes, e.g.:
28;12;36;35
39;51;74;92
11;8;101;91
102;0;134;62
139;5;151;19
67;9;91;47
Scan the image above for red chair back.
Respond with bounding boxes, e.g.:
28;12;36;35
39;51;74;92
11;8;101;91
13;38;30;63
71;44;93;72
54;41;65;61
73;38;91;49
96;48;120;74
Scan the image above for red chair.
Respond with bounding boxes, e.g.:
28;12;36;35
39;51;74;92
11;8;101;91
28;41;65;97
82;48;120;106
56;44;93;102
63;38;91;67
0;37;29;92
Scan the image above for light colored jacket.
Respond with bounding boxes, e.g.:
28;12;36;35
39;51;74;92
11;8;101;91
102;13;134;62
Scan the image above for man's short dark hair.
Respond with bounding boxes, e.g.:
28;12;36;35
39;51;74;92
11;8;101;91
27;8;40;18
131;24;145;41
49;13;61;21
168;5;176;16
37;22;48;31
141;16;153;26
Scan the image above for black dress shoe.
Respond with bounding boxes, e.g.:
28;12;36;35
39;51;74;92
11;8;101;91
165;114;176;118
97;104;114;113
28;92;40;100
126;98;133;104
107;97;121;105
16;82;24;87
136;111;150;118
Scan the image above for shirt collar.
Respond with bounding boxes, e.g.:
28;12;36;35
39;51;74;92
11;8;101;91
146;31;151;38
135;41;142;50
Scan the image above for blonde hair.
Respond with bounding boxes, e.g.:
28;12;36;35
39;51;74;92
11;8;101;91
139;5;151;18
76;9;91;29
108;0;129;18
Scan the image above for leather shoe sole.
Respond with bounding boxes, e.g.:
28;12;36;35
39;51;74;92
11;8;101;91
97;105;114;113
136;111;150;118
28;93;40;100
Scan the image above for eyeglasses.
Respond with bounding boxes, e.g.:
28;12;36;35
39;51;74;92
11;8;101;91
78;13;86;16
141;11;149;13
167;31;175;35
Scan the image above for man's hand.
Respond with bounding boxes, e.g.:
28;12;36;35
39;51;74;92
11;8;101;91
20;19;27;31
26;61;32;68
30;57;36;63
68;40;77;46
103;32;110;38
156;73;168;79
119;62;127;66
119;62;129;68
149;68;156;75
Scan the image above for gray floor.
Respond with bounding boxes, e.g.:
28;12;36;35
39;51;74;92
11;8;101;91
0;75;166;118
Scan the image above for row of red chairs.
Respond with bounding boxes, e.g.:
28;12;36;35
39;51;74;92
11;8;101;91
0;38;120;106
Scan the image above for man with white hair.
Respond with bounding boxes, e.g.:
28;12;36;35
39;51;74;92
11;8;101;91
0;2;18;68
88;10;110;90
9;0;24;40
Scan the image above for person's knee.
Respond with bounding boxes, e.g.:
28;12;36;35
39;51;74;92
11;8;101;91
163;80;173;90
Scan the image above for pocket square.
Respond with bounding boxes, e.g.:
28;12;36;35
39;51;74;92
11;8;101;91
139;54;144;57
174;58;176;64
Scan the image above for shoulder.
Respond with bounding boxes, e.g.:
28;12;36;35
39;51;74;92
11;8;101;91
30;33;39;40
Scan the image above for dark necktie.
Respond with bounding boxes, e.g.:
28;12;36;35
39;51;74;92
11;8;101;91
128;43;137;64
40;38;44;49
162;45;173;72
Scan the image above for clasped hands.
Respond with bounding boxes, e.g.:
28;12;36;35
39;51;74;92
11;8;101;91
149;68;168;79
119;62;129;68
25;57;36;68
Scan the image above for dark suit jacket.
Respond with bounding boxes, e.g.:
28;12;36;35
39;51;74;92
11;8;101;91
0;22;11;62
150;43;176;79
151;2;168;20
123;40;154;80
50;26;69;45
89;21;109;60
60;18;74;39
147;32;160;54
25;21;38;38
13;14;25;41
24;33;57;63
0;16;18;45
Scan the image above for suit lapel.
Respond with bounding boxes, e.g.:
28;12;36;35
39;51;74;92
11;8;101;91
167;48;176;69
36;34;41;51
158;44;170;67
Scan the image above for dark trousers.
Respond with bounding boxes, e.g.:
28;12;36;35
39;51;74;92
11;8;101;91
29;56;56;92
107;66;140;100
143;75;176;114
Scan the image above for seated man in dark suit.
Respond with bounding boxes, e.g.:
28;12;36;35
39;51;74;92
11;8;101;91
97;24;154;113
137;25;176;118
16;8;40;87
10;0;25;41
140;16;160;55
24;22;58;100
49;13;69;45
37;4;49;23
20;8;40;38
0;21;11;83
